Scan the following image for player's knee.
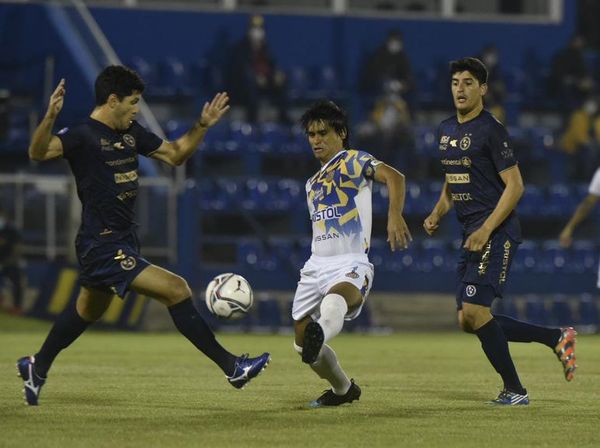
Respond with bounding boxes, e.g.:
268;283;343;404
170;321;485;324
166;276;192;303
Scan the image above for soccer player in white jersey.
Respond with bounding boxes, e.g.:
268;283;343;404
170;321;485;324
292;101;412;407
560;168;600;286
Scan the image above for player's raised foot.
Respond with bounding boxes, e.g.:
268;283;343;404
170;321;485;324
309;379;361;408
487;389;529;406
554;327;577;381
302;321;324;364
16;356;46;406
227;352;270;389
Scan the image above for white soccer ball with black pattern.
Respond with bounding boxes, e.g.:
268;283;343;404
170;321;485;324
205;273;253;319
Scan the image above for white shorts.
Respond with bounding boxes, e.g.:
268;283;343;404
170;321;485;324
292;253;374;322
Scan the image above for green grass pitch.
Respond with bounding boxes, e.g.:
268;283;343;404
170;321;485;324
1;313;599;448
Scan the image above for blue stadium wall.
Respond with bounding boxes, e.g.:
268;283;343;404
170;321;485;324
4;2;593;297
2;2;576;120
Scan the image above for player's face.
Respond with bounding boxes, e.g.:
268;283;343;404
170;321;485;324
306;121;345;164
112;91;141;130
451;71;486;115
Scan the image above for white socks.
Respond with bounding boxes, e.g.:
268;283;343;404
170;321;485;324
318;293;348;344
310;344;351;395
294;342;351;396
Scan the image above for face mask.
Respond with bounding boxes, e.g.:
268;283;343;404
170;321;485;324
387;39;402;53
583;100;598;115
249;27;265;44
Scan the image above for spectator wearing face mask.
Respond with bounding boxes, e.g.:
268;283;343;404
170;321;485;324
559;96;600;181
225;14;289;123
359;30;414;98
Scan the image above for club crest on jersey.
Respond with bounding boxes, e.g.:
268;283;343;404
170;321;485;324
123;134;135;147
345;266;359;279
465;284;477;297
114;249;137;271
460;136;471;150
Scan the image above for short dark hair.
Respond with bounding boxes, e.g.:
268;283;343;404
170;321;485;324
449;57;488;85
300;100;349;148
95;65;145;106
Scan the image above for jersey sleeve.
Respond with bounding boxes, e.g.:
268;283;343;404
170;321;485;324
487;121;518;173
56;126;82;160
588;168;600;195
356;150;383;180
132;122;163;157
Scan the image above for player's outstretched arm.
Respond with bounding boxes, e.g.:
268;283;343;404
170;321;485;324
423;180;452;236
374;163;412;251
29;79;65;161
152;92;230;166
559;194;600;248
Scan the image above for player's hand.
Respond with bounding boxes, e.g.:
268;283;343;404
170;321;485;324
199;92;230;128
423;212;440;236
387;214;412;252
558;228;573;248
463;226;492;252
46;79;65;119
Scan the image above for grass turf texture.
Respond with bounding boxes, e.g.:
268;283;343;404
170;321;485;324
1;312;599;448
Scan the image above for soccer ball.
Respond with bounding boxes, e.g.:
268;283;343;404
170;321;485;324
205;273;253;319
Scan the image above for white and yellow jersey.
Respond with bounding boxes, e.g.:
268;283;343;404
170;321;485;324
306;149;382;257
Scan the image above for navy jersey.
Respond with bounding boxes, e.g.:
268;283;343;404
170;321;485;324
57;118;162;239
437;110;521;241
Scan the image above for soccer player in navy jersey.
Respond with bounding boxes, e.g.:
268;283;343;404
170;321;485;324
17;65;270;406
423;57;576;405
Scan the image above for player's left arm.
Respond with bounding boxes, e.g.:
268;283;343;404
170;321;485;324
463;165;524;251
373;163;412;251
150;92;230;166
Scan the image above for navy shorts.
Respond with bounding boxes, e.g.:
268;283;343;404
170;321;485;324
76;232;150;298
455;229;519;310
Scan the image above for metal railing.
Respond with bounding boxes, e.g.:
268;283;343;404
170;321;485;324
0;173;178;263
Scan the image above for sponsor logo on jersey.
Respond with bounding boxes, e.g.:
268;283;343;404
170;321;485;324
450;139;458;148
105;156;136;167
499;240;512;284
439;135;450;150
442;159;462;166
113;142;125;150
314;233;340;242
114;170;138;184
501;143;514;159
460;136;471;150
123;134;135;147
117;190;138;201
451;192;472;201
100;138;114;151
446;173;470;184
461;156;472;167
478;240;492;276
57;127;69;135
311;206;342;222
345;266;359;279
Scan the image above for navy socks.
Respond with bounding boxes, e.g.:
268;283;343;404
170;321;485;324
168;298;236;375
35;302;91;377
494;314;561;348
475;319;526;395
